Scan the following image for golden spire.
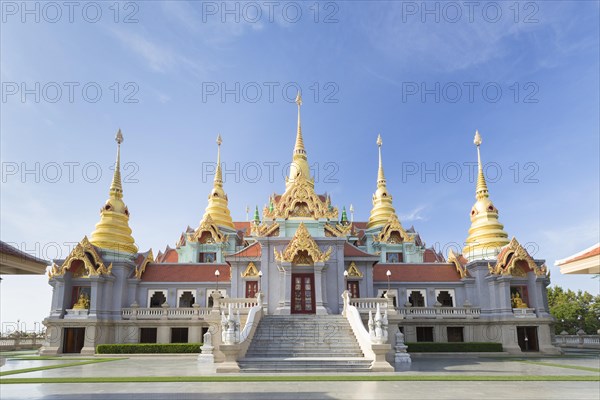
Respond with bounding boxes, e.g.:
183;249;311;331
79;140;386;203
90;129;138;254
215;133;223;184
367;134;398;229
474;130;489;199
286;91;313;189
202;134;235;229
463;130;509;261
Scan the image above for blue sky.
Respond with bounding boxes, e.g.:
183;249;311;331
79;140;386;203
1;1;599;331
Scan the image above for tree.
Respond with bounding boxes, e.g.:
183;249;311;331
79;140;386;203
547;286;600;334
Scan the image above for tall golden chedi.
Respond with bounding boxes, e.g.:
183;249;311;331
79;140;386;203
286;91;313;190
367;134;398;228
90;129;138;254
202;134;235;229
463;130;509;261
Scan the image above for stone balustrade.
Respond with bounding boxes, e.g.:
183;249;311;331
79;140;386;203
398;306;481;318
0;337;43;351
554;334;600;349
122;297;260;320
349;298;396;314
121;306;212;320
512;308;536;318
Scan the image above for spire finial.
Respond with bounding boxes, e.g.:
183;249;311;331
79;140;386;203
110;129;123;198
377;134;385;185
287;90;311;187
215;134;223;185
253;205;260;224
474;130;489;199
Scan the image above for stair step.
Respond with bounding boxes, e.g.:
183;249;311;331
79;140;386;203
241;315;370;372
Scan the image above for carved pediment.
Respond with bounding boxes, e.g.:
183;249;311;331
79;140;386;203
241;262;260;277
324;223;352;238
49;236;112;279
373;214;413;244
251;221;280;237
263;177;338;220
134;250;154;279
447;249;470;278
188;214;228;244
488;237;547;277
347;261;363;278
274;223;332;264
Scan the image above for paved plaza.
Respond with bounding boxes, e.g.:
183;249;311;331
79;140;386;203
1;350;599;399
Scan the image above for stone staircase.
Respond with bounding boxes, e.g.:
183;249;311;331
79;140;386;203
239;315;372;372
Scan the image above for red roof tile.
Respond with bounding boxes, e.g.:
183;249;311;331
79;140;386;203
373;264;461;282
423;248;445;263
228;242;261;258
156;248;179;263
344;242;376;258
141;264;230;282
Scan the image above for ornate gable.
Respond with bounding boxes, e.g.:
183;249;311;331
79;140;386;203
447;249;470;278
251;222;280;237
324;223;352;238
49;236;112;278
373;214;413;244
274;223;332;264
488;237;548;276
134;249;154;279
241;262;260;277
188;214;228;244
346;261;363;278
263;177;338;220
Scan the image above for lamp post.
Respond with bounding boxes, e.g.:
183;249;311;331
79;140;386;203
386;270;391;292
258;270;263;292
215;269;220;294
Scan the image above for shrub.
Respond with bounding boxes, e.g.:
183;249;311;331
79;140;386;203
96;343;202;354
406;342;503;352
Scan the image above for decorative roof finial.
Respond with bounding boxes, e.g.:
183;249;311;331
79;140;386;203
109;129;124;197
215;134;223;185
474;130;489;199
287;90;311;188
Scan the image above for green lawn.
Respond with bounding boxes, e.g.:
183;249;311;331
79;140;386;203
0;358;125;377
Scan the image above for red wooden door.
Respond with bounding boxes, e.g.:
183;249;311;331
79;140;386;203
245;281;258;299
291;274;315;314
347;281;360;298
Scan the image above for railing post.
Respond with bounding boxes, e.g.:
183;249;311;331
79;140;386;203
341;290;350;317
161;302;169;320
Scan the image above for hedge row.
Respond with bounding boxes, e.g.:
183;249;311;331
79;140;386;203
406;342;503;352
96;343;202;354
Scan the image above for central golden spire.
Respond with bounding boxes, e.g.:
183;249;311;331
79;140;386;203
90;129;138;254
367;134;398;229
286;91;313;189
202;134;234;229
463;130;509;261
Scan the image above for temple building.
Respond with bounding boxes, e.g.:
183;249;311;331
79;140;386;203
41;94;558;368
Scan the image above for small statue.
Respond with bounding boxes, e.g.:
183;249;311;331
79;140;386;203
203;331;212;347
73;293;90;310
511;292;528;309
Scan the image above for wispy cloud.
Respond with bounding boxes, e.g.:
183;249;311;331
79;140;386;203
400;205;427;222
